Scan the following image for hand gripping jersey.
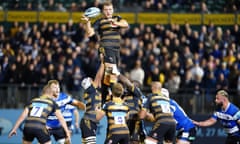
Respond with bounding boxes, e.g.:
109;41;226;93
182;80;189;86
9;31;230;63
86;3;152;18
143;93;175;123
93;15;122;50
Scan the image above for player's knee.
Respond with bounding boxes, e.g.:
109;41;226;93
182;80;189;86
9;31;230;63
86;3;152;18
56;138;65;144
144;139;157;144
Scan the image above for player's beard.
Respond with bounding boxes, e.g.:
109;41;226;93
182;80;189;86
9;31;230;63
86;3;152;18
215;102;223;111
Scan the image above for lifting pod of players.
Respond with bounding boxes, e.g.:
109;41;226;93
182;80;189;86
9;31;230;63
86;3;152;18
81;1;129;104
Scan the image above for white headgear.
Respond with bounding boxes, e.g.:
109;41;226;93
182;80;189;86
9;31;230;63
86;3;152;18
81;77;92;90
161;88;169;98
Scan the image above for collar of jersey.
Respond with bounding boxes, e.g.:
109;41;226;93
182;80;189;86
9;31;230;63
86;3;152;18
112;97;123;103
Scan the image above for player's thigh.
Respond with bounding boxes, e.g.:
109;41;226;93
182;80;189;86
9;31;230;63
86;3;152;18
80;119;97;138
50;127;66;141
103;48;119;64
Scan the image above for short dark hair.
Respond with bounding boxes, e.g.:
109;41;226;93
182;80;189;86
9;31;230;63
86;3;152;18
112;83;124;97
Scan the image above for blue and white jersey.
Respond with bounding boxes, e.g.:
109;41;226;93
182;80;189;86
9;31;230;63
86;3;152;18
62;104;76;123
170;99;195;131
47;92;73;128
212;103;240;136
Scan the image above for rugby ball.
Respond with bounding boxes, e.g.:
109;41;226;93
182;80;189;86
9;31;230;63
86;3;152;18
84;7;101;18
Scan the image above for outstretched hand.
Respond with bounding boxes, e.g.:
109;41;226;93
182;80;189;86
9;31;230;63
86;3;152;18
8;129;17;138
81;15;90;23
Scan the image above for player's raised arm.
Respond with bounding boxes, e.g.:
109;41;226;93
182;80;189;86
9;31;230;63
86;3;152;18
81;15;95;37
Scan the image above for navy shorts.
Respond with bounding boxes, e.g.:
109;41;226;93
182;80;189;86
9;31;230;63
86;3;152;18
177;127;197;142
48;126;66;141
80;118;97;138
23;126;50;143
105;134;130;144
127;119;141;141
100;47;120;64
148;122;176;142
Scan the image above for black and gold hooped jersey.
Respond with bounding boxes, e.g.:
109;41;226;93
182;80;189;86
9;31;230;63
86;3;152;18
143;93;175;123
123;86;143;120
93;16;122;49
83;85;102;122
24;95;59;128
103;97;129;135
123;95;141;120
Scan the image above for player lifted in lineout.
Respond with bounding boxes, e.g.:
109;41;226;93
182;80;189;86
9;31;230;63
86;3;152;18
81;1;129;104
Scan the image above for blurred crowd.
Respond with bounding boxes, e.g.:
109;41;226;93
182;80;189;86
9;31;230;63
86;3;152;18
0;0;239;13
0;19;240;104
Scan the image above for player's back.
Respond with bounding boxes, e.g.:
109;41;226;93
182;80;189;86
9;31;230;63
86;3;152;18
146;93;175;123
103;98;129;135
25;95;58;128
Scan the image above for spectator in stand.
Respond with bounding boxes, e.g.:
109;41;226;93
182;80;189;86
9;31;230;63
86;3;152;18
215;62;230;79
38;66;49;85
143;0;155;12
165;70;181;95
0;65;4;83
200;1;210;14
66;65;85;99
190;61;204;82
56;3;67;12
1;56;10;75
210;43;222;59
36;3;45;11
2;43;15;58
55;63;67;85
79;0;88;11
69;2;79;12
23;63;38;87
223;49;236;65
44;0;56;11
231;24;240;46
216;73;229;90
129;59;145;86
4;63;18;84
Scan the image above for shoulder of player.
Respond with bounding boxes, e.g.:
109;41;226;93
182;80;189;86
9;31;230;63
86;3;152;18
148;93;170;101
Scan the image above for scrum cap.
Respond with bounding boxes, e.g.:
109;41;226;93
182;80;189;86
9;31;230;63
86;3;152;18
81;77;92;90
161;88;169;98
